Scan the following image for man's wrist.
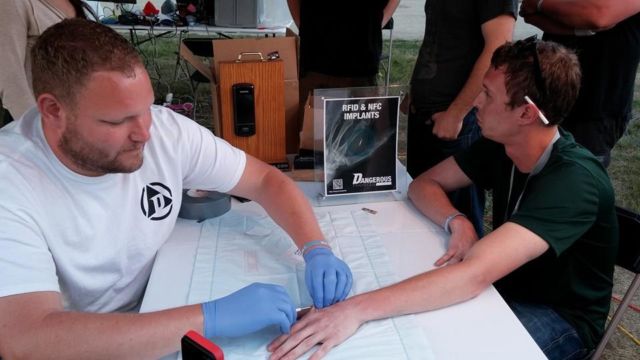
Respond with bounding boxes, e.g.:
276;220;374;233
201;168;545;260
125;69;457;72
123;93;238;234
301;240;331;256
536;0;544;13
443;211;467;234
201;301;216;338
445;103;469;123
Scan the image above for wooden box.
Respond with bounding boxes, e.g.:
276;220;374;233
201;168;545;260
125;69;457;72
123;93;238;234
218;58;286;164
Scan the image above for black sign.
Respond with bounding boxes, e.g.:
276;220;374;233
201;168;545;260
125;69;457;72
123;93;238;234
323;96;399;196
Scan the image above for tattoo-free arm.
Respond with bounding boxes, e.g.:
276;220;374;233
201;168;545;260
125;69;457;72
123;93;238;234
0;292;202;359
382;0;400;27
431;15;515;140
521;0;640;29
228;155;324;249
269;222;550;360
286;0;300;28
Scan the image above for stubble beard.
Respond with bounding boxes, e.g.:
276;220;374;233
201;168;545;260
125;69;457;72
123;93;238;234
58;125;144;175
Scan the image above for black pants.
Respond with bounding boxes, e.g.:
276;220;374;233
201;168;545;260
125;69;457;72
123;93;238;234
2;108;13;127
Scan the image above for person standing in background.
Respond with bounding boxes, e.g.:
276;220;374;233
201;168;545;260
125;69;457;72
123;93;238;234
286;0;400;133
0;0;87;126
520;0;640;167
405;0;517;242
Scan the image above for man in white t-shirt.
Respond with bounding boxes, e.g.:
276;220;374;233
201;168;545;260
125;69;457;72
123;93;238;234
0;19;352;358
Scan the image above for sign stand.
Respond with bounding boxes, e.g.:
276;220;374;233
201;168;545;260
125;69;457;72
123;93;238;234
309;86;409;207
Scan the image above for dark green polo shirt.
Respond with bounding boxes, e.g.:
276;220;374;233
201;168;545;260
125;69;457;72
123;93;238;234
454;130;618;349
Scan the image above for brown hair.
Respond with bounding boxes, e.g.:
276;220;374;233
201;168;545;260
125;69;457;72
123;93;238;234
491;38;581;125
31;18;142;108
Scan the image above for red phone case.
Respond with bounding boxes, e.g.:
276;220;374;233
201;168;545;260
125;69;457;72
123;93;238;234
181;330;224;360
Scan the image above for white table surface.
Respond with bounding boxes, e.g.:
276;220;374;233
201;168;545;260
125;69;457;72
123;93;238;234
141;182;546;359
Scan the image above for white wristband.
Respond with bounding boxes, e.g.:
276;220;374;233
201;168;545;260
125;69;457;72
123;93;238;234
300;240;331;255
443;211;467;234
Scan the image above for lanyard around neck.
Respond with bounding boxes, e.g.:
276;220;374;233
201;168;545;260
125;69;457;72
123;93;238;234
505;131;560;221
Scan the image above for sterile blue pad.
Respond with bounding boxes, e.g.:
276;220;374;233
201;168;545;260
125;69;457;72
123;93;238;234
187;210;434;359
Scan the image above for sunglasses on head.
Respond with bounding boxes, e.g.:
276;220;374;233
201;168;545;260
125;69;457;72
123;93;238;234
514;36;549;125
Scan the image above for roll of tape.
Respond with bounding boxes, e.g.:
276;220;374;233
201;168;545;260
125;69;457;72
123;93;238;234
179;189;231;221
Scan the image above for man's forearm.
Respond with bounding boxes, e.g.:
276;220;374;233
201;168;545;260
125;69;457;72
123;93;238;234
531;0;640;29
348;224;549;323
286;0;300;28
408;174;462;231
382;0;400;27
252;168;324;249
4;305;202;359
447;15;515;122
521;13;576;35
348;259;489;323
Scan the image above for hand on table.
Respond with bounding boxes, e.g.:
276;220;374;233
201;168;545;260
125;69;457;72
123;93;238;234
268;301;362;360
435;216;479;266
201;283;296;338
304;247;352;309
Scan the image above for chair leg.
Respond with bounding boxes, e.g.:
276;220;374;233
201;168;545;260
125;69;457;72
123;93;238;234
592;274;640;359
385;28;393;88
192;83;200;121
173;31;187;83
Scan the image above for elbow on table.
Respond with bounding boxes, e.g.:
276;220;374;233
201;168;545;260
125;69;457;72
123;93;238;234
462;263;496;301
407;176;436;203
407;179;419;202
464;278;492;302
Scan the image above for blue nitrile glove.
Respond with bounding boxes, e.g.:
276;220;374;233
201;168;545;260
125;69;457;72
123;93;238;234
201;283;296;338
303;247;353;309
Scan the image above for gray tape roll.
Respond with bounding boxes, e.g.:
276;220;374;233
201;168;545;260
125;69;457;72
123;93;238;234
179;190;231;221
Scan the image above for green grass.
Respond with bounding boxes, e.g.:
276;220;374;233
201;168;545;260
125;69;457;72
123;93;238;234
385;39;422;85
609;73;640;211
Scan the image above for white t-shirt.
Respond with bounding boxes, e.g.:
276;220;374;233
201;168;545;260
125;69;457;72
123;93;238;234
0;105;246;312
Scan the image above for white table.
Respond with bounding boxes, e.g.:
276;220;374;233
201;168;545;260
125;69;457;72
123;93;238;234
141;182;546;359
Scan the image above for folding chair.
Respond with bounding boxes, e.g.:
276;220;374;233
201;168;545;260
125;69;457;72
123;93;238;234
379;17;394;87
592;206;640;359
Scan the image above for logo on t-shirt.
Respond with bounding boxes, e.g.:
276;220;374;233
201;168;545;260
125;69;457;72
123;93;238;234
140;182;173;221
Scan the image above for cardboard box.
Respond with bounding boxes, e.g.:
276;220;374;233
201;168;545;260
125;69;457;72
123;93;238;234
180;32;300;154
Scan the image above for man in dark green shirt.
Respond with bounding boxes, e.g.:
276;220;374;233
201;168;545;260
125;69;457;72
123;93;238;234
267;38;617;360
456;128;616;353
411;37;618;359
